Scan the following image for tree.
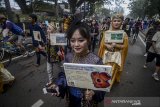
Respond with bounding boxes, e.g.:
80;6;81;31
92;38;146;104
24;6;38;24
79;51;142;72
54;0;59;18
128;0;146;18
145;0;160;17
15;0;62;17
101;8;110;17
4;0;14;21
129;0;160;18
67;0;111;14
0;0;6;14
68;0;78;13
15;0;33;14
44;0;59;17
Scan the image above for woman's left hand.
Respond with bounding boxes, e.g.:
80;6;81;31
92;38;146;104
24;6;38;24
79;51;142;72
85;89;95;101
57;50;62;56
111;42;116;48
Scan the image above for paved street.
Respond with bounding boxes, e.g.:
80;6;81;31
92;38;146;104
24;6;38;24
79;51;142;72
0;33;160;107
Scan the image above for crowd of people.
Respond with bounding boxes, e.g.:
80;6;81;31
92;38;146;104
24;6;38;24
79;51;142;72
0;12;160;107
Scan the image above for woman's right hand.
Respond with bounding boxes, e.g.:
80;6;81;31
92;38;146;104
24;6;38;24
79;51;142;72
48;84;60;96
105;43;114;51
35;47;39;52
111;42;116;47
85;89;95;101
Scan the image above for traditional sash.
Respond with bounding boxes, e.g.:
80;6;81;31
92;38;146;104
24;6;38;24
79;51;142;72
102;50;121;66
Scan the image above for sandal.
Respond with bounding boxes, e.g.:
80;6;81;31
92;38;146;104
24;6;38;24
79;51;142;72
47;84;66;98
46;84;59;95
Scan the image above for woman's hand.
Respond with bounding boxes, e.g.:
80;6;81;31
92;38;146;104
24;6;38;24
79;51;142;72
57;50;62;56
112;43;124;49
105;44;114;51
111;42;116;48
85;89;95;101
48;84;60;96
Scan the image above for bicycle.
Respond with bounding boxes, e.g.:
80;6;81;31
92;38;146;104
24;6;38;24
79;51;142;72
131;27;139;45
0;36;35;67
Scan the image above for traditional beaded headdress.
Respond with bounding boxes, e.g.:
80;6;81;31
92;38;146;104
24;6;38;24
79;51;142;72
112;14;124;21
48;22;57;31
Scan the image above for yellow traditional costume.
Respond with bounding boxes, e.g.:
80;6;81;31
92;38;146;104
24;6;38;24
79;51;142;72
63;17;72;32
98;14;128;88
0;63;15;93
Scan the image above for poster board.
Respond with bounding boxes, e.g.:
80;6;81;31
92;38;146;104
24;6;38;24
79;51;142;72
49;33;67;46
63;63;112;92
33;31;42;41
105;30;124;43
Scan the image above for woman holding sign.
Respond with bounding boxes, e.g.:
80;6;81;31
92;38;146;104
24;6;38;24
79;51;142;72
45;22;64;87
98;14;128;87
47;21;105;107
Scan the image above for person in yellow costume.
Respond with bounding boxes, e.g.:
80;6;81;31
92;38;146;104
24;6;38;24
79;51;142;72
98;14;128;88
63;15;72;32
0;63;15;93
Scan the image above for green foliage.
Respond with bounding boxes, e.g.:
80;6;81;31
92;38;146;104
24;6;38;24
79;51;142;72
129;0;160;18
145;0;160;18
128;0;146;18
68;0;111;14
101;8;110;16
33;1;54;12
0;0;6;14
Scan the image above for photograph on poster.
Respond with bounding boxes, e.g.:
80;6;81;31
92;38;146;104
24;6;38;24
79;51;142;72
33;31;42;41
105;30;124;43
49;33;67;45
63;63;112;92
56;23;59;29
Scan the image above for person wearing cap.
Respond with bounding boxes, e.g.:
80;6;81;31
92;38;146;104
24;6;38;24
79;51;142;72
0;14;26;54
28;14;47;66
98;14;128;88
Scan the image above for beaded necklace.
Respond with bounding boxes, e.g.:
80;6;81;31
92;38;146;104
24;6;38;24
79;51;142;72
72;50;90;63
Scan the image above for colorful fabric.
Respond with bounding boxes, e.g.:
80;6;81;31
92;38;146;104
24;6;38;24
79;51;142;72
103;51;121;66
98;30;128;86
47;45;64;62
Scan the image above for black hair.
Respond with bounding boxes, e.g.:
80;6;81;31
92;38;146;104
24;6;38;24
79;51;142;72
29;14;37;22
91;19;98;26
125;18;130;22
66;20;91;43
